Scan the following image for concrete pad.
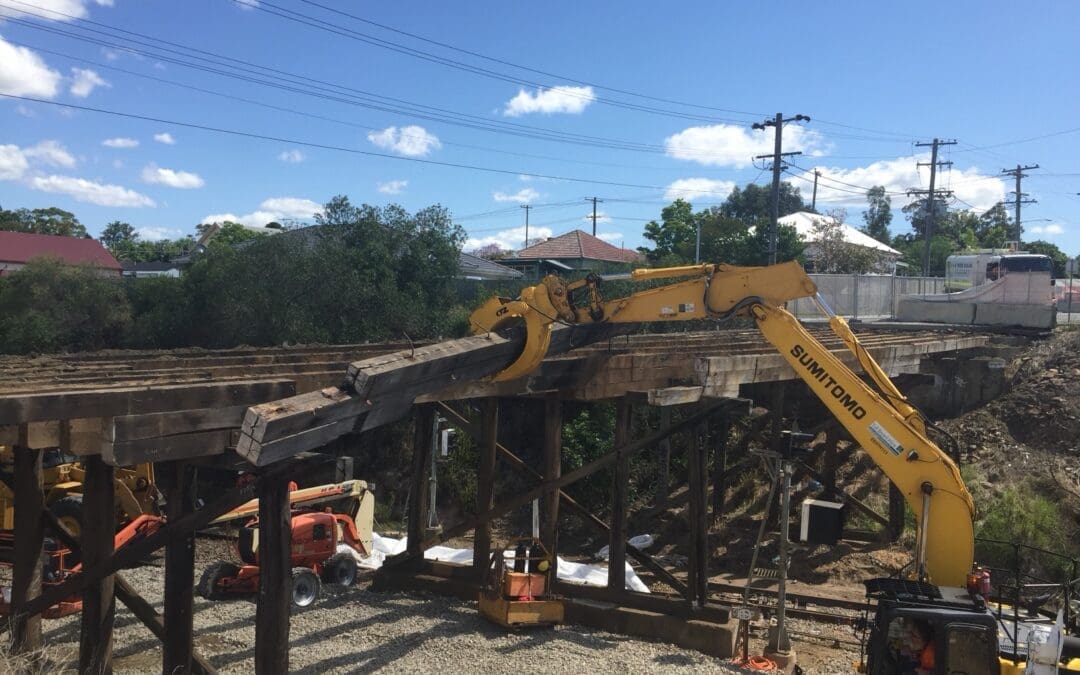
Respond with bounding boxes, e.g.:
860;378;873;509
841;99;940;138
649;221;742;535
764;648;798;675
896;298;976;324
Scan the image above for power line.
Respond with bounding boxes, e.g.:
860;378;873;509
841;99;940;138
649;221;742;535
908;138;957;273
0;93;749;198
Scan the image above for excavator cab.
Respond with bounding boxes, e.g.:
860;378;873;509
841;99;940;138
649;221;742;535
862;579;998;674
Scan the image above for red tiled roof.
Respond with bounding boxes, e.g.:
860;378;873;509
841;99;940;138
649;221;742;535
0;231;122;270
514;230;640;263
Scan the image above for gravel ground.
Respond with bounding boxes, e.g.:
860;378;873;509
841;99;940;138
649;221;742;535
33;552;863;674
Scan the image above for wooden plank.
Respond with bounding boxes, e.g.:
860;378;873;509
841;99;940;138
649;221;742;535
0;379;297;426
113;405;251;442
254;473;291;675
473;399;498;576
79;455;116;674
542;395;561;582
687;421;709;606
406;406;435;558
11;436;43;654
711;416;731;525
646;386;704;407
608;399;631;591
239;324;628;466
162;462;196;675
106;429;237;466
657;407;672;508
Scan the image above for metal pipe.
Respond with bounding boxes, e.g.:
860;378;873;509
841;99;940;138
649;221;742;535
812;292;837;318
917;484;932;580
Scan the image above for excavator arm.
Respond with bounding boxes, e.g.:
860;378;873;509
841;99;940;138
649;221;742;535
470;262;975;586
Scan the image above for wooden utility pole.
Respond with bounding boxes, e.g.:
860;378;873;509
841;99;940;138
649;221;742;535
1002;164;1039;243
520;204;531;247
811;170;821;211
753;113;810;264
586;197;603;236
909;138;956;275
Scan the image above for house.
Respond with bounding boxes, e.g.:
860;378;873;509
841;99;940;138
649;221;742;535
457;250;523;281
499;229;641;279
777;212;902;273
120;261;183;278
0;231;122;277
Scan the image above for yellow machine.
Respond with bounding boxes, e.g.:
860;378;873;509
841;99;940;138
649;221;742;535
470;261;1077;673
0;446;159;538
479;538;563;629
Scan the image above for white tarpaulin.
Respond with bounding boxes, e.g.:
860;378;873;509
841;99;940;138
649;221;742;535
352;533;649;593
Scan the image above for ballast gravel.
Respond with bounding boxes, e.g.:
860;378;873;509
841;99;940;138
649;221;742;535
38;556;861;673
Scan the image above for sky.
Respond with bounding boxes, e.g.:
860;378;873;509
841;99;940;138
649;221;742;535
1;0;1079;258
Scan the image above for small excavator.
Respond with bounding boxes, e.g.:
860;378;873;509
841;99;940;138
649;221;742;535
469;261;1080;673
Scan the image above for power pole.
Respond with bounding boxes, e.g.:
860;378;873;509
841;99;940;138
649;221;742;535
1002;164;1039;244
520;204;531;248
586;197;603;236
811;170;821;212
752;113;810;264
907;138;956;275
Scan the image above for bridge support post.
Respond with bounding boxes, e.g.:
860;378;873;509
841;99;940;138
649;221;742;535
608;399;632;591
473;398;498;577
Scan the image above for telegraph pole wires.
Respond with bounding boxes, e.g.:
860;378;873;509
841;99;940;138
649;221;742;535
907;138;956;275
520;204;531;247
1002;164;1039;244
752;113;811;264
586;197;604;236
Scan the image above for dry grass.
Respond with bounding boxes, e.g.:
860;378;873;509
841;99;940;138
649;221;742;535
1;633;75;674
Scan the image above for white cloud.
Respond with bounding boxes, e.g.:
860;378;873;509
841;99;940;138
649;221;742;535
493;187;540;204
201;197;322;227
0;144;29;180
665;123;825;169
136;226;186;242
503;85;595;117
0;37;62;98
581;210;612;224
466;226;554;252
28;174;155;207
1029;223;1065;237
111;159;123;169
0;0;102;21
141;164;205;189
102;137;139;149
235;0;260;9
664;178;736;203
22;140;76;168
795;155;1007;212
153;132;176;145
15;104;35;117
69;67;108;97
595;232;622;244
367;125;440;157
377;179;407;195
277;149;305;163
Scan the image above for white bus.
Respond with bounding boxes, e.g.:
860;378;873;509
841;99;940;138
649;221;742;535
944;251;1053;293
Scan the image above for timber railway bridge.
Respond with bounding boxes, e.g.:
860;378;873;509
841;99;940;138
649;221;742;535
0;323;1001;673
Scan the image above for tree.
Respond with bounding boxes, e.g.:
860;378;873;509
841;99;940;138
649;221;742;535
469;243;506;260
315;195;361;227
100;221;137;249
861;186;893;245
0;206;87;237
0;259;132;354
204;222;270;250
902;197;951;241
639;199;695;265
1024;240;1069;277
720;182;807;223
974;203;1011;249
810;210;879;273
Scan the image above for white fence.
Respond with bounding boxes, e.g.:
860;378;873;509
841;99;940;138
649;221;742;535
790;274;947;320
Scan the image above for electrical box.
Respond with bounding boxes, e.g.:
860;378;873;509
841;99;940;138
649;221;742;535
799;499;845;545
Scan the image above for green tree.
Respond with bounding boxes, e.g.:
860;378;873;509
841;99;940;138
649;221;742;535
204;222;270;250
0;259;132;353
639;199;696;265
0;206;87;237
811;210;880;273
861;186;893;245
1024;240;1069;277
902;197;951;241
720;182;807;223
100;220;137;249
974;203;1011;248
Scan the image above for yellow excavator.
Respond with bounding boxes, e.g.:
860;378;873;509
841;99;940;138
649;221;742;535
470;261;1080;674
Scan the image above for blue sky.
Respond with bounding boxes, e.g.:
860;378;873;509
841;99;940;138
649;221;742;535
1;0;1079;258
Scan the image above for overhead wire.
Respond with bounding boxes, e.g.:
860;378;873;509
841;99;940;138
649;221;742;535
0;93;749;199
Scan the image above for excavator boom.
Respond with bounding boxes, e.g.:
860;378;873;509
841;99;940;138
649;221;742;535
469;262;975;586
